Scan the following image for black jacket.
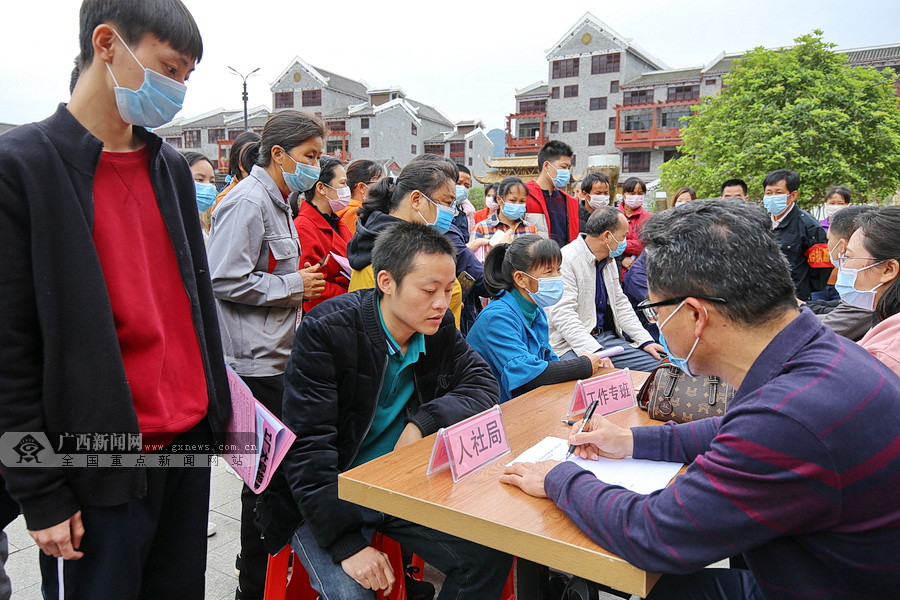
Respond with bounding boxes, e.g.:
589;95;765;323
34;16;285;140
256;289;499;560
346;210;401;270
0;105;231;530
773;206;829;300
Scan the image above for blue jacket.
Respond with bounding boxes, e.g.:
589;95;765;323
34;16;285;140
468;291;559;402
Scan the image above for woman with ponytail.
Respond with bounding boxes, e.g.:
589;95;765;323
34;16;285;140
467;235;608;402
346;158;466;326
843;206;900;376
206;110;327;600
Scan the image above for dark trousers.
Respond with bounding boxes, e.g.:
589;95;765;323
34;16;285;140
238;375;285;600
39;422;212;600
646;568;763;600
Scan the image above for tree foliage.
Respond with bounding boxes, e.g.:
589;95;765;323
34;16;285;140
659;31;900;207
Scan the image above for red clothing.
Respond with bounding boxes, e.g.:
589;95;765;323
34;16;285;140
524;179;580;244
92;148;208;447
473;206;491;225
294;200;352;309
619;202;653;259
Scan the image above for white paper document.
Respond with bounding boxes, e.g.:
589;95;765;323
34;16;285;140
507;436;683;495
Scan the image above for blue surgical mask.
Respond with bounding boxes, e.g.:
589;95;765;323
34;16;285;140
657;300;702;377
501;201;526;221
194;181;217;212
835;262;884;310
607;232;627;258
455;185;468;206
417;193;455;234
549;164;571;189
224;174;234;186
763;194;789;216
523;273;564;308
106;29;186;128
282;153;321;193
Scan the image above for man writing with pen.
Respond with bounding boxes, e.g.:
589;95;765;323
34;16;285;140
501;199;899;600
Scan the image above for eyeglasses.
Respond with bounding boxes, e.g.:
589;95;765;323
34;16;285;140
637;296;727;324
835;253;881;270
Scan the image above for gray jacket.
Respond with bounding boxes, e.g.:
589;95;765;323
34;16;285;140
817;300;874;342
208;165;305;376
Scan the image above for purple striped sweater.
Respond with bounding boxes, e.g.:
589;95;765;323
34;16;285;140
545;309;900;599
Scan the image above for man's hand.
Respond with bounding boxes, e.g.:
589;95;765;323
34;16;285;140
300;262;326;300
580;352;613;374
643;343;665;360
568;415;634;460
393;422;423;451
29;511;85;560
341;546;395;595
500;460;561;498
466;237;491;253
621;255;636;270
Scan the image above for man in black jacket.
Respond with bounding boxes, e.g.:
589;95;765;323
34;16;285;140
261;222;511;599
0;2;230;598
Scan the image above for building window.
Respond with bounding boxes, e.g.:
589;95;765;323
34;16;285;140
705;78;717;86
411;123;418;136
610;80;619;94
327;120;346;133
563;85;579;98
183;130;201;148
165;137;182;148
361;137;370;148
623;90;654;106
326;140;345;155
591;52;621;74
608;116;617;129
274;92;294;109
519;99;547;113
551;58;579;79
622;152;651;173
411;144;417;155
551;87;560;99
227;129;245;140
589;97;608;110
424;144;445;155
562;120;577;133
661;110;692;128
468;157;473;166
549;121;559;134
667;85;700;102
588;132;606;146
468;140;473;149
302;89;322;107
624;113;652;131
207;128;226;144
360;117;370;129
449;141;465;155
663;150;684;162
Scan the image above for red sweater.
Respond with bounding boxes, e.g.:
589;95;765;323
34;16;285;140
294;200;352;309
524;179;580;244
92;148;208;447
619;202;653;258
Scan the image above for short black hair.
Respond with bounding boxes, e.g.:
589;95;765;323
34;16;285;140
763;169;800;193
180;151;212;169
346;160;383;192
828;204;877;240
826;185;852;203
583;206;622;237
622;177;646;195
457;164;471;176
720;178;748;196
581;172;610;194
640;199;798;326
372;222;456;296
538;140;573;169
78;0;203;69
497;176;527;199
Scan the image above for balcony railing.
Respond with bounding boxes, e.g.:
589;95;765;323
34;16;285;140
506;111;547;155
614;99;699;149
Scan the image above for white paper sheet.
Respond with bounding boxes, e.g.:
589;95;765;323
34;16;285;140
507;436;683;495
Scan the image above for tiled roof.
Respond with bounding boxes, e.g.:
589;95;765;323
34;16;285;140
842;44;900;66
315;66;368;99
623;67;704;88
406;99;453;127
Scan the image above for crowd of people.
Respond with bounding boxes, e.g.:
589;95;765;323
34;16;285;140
0;1;897;600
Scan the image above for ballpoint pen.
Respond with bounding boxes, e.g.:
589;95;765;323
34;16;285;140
566;399;599;460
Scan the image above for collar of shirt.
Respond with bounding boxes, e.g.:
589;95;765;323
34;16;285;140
737;308;817;397
771;202;796;228
376;297;426;360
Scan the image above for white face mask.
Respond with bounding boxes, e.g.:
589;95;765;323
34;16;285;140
824;203;846;219
624;194;645;209
589;194;610;210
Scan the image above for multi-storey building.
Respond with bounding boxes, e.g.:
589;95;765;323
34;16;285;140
507;12;900;184
423;120;494;172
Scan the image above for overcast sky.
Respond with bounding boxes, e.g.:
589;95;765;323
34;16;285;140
2;0;899;131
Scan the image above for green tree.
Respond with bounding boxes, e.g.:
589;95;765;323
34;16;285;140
660;31;900;207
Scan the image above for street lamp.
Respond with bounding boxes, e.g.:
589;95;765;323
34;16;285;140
227;66;260;131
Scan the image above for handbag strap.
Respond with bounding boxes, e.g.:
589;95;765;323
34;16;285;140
636;364;663;410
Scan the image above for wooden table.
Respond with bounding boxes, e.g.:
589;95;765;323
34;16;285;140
339;370;679;598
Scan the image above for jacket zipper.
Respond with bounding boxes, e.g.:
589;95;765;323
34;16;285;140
344;360;388;468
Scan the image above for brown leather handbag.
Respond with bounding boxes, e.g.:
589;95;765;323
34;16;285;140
637;362;734;423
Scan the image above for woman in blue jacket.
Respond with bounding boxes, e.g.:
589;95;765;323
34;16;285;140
468;235;606;402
